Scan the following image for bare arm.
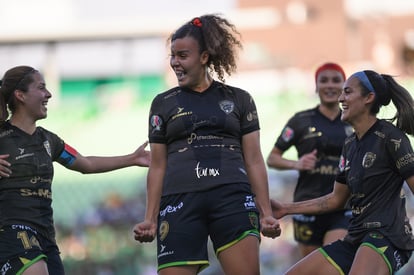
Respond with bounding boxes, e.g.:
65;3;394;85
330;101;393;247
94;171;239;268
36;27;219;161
67;141;150;174
272;182;350;219
267;147;317;171
134;143;167;242
243;130;281;238
143;143;166;222
405;175;414;195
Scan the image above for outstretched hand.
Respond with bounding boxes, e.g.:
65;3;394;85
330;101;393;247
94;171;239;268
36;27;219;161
133;220;157;243
0;154;11;179
260;215;282;239
133;141;151;167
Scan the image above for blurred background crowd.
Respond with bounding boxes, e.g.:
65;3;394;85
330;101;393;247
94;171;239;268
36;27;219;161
1;0;414;274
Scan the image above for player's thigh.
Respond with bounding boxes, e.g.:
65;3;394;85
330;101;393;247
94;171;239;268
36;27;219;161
323;210;350;245
352;231;413;274
297;243;319;257
22;260;48;275
323;228;347;245
218;235;260;275
158;265;199;275
350;245;389;275
285;249;340;275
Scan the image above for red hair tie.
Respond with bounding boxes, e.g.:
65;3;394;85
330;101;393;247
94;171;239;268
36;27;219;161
191;17;202;27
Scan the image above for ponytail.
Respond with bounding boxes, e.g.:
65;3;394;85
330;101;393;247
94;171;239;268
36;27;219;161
352;70;414;136
382;75;414;136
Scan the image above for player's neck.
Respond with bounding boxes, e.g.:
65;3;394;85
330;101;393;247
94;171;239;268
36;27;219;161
9;115;37;135
318;104;340;121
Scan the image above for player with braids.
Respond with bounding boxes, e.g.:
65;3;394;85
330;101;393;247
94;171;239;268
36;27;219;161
0;65;150;275
133;14;281;275
272;70;414;274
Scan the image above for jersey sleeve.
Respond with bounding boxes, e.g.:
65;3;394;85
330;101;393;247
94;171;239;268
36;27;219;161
39;127;78;167
39;127;66;161
387;132;414;180
56;143;79;167
148;93;167;144
239;90;260;136
274;115;297;152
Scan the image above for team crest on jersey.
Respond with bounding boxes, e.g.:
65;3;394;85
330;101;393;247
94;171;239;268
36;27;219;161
282;126;294;142
248;212;259;229
219;100;234;114
159;221;169;241
150;115;163;132
43;141;51;157
362;152;376;168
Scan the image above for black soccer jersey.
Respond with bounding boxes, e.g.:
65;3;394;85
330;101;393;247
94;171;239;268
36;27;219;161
0;122;65;242
275;107;353;201
336;119;414;250
148;81;260;196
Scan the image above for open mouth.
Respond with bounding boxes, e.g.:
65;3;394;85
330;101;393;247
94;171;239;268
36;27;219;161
175;70;186;81
323;90;340;97
42;101;48;110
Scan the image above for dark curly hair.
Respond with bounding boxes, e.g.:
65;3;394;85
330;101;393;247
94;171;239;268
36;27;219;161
168;14;243;82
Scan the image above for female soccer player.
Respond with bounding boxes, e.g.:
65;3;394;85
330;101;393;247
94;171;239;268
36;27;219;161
0;65;150;275
133;14;280;275
272;70;414;274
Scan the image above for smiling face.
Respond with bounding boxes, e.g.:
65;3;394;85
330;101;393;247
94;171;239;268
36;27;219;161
316;69;344;107
339;76;372;125
169;36;209;91
16;72;51;121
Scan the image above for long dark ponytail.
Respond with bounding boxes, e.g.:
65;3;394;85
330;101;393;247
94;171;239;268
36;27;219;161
356;70;414;136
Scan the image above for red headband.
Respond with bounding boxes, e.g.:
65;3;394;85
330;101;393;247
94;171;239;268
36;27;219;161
315;62;346;82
